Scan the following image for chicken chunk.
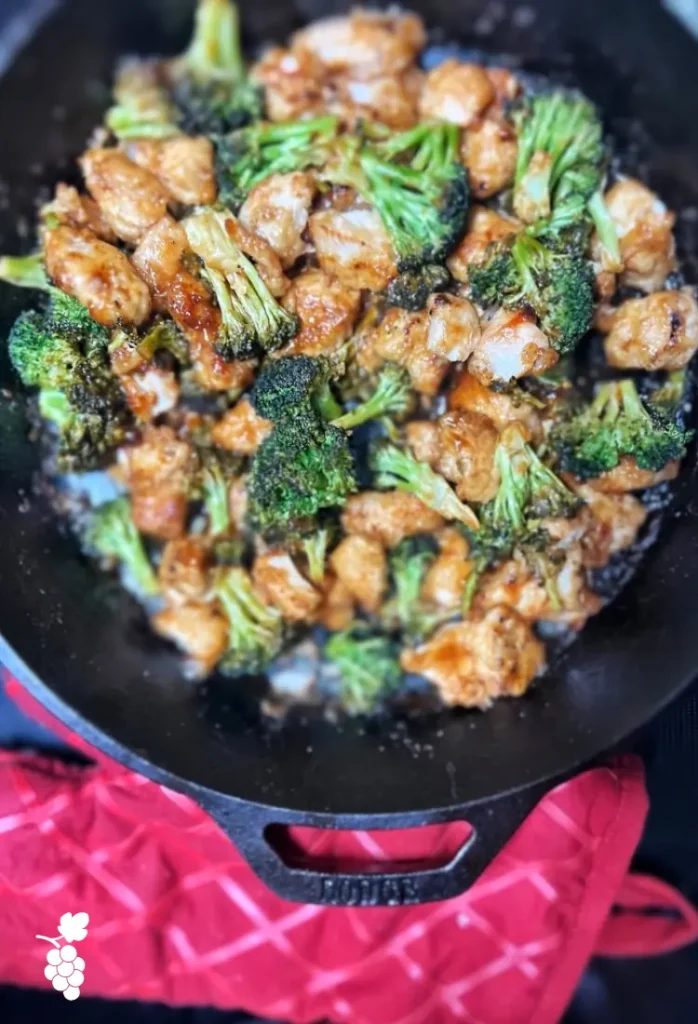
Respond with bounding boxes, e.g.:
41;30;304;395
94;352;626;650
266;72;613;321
252;551;322;622
314;574;356;631
44;225;152;327
211;398;272;455
447;205;520;283
448;368;543;438
239;172;315;269
587;455;680;494
152;602;228;676
604;289;698;371
468;308;558;385
44;183;117;241
573;485;647;568
425;292;482;362
334;68;423;129
132;215;190;308
401;606;545;708
309;205;397;290
127;136;217;207
116;426;195;540
475;547;602;629
158;535;211;606
80;148;169;244
359;307;449;396
486;68;520;103
419;60;495;127
280;269;361;357
188;335;257;394
342;490;444;548
461;112;517;199
251;46;326;122
421;528;473;610
330;534;387;613
407;409;499;503
121;366;179;420
292;10;425;79
603;178;676;292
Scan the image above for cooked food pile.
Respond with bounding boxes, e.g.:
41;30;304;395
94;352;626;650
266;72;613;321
1;0;695;713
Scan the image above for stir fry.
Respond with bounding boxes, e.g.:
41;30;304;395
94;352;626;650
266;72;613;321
1;0;695;714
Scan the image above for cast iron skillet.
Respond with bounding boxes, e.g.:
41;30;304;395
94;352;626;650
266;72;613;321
1;0;698;907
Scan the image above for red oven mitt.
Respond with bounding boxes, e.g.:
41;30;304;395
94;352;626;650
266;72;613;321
1;673;696;1024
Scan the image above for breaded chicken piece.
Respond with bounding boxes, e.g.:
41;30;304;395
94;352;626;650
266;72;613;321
333;68;423;129
152;602;228;676
44;183;117;241
461;111;517;199
448;369;543;439
313;574;356;631
251;46;326;122
419;60;495;127
342;490;444;548
80;148;169;244
121;366;179;421
127;136;217;207
421;528;473;610
407;409;499;503
309;204;397;290
252;550;322;622
468;308;558;385
280;268;361;357
158;535;212;606
211;398;272;455
425;293;482;363
587;455;680;494
239;172;316;269
604;290;698;371
402;606;545;707
44;225;151;326
572;485;647;568
358;307;449;396
116;426;196;540
447;205;520;283
330;534;387;612
602;178;676;292
292;10;425;79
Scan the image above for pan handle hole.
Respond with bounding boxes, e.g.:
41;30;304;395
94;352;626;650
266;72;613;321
264;821;472;875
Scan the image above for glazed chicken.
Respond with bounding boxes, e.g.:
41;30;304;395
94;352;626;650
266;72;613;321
1;0;692;717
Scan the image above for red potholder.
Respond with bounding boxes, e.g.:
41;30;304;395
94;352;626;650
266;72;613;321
1;674;696;1024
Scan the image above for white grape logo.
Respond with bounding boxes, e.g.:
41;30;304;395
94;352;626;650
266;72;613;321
36;912;89;1001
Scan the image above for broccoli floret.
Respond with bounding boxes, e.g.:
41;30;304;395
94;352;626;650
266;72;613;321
106;59;179;140
135;321;190;364
370;442;480;530
170;0;262;135
384;264;451;312
248;414;357;539
587;189;622;273
192;447;242;537
0;253;51;291
215;566;283;675
87;497;159;596
331;364;413;430
470;232;594;354
649;370;688;417
216;115;338;210
325;122;469;271
8;309;81;390
513;89;606;229
551;378;692;479
184;207;298;359
381;536;449;643
325;628;402;714
302;526;331;583
250;355;341;424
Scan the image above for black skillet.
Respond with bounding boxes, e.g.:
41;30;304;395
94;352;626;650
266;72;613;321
1;0;698;907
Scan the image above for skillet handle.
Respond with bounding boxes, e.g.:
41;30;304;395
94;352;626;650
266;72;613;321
198;782;551;906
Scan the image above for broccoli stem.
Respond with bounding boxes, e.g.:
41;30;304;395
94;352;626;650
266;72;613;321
89;498;159;597
314;382;343;422
0;254;50;290
185;0;245;83
303;529;329;583
588;190;622;272
202;466;230;536
372;444;480;531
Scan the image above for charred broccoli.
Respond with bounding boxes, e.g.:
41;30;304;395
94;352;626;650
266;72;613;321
215;566;283;675
184;207;298;359
325;122;469;271
331;364;413;430
216;115;338;210
370;442;479;530
325;628;402;714
87;497;159;596
469;231;594;354
250;355;341;424
551;378;692;479
384;264;451;311
169;0;262;135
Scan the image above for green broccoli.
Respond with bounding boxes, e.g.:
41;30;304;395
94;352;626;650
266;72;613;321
381;536;449;643
170;0;262;135
325;628;402;714
513;89;606;229
215;566;283;675
324;122;469;271
302;526;331;583
370;442;480;530
649;370;688;418
587;189;622;273
248;415;357;539
551;378;692;479
384;264;451;312
0;253;51;291
470;231;594;354
250;355;341;424
87;497;159;596
331;364;413;430
106;60;179;140
184;207;298;359
192;447;242;537
216;115;339;210
135;321;190;364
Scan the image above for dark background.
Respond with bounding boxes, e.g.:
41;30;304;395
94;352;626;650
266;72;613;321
1;0;698;1019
